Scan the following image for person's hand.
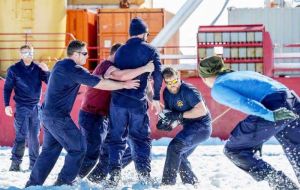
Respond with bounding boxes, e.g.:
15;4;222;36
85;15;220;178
144;61;154;73
273;107;299;122
123;79;140;89
151;100;161;115
5;106;13;117
37;62;49;72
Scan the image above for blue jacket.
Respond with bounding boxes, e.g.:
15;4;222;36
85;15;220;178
42;59;100;118
211;71;288;121
112;37;163;108
4;60;50;108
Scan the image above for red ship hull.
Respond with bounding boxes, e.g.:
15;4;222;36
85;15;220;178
1;76;299;146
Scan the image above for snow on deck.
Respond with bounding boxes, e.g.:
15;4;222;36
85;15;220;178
0;145;297;190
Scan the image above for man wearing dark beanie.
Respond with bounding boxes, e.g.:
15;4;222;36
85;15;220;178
199;56;300;189
106;17;163;186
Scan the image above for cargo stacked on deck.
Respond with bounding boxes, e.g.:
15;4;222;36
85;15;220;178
197;24;273;77
66;9;98;70
97;8;180;65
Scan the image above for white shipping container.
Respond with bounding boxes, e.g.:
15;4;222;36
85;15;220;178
228;8;300;65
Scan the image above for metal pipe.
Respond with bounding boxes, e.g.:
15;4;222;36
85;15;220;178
151;0;203;47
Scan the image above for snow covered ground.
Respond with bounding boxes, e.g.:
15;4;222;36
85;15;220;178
0;142;298;190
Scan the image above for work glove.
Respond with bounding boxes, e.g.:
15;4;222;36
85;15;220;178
156;118;173;131
164;111;184;123
273;107;299;122
156;110;182;131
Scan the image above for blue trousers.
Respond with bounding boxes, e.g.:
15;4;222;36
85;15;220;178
78;110;107;177
26;115;86;186
11;105;40;168
107;102;151;175
88;143;133;179
224;91;300;185
162;115;212;185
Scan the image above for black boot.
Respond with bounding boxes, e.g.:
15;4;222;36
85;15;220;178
87;171;107;183
78;161;96;178
9;162;20;172
106;169;121;187
53;178;73;186
138;172;154;185
266;171;299;190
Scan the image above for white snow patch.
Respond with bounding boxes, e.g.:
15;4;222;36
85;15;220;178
0;145;298;190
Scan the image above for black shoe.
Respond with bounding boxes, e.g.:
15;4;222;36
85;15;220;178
53;178;73;186
78;162;96;178
107;169;121;187
87;171;107;183
138;172;157;185
9;162;20;172
266;171;299;190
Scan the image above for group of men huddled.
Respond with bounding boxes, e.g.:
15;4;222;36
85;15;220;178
4;17;300;189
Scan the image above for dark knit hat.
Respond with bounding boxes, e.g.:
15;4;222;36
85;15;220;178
129;17;148;36
199;56;232;78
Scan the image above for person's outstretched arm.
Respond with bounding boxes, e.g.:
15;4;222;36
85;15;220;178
105;61;154;81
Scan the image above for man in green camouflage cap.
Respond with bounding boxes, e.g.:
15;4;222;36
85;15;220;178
198;55;229;78
199;56;300;189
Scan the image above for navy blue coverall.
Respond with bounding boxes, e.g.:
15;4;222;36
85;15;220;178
162;82;212;185
107;37;162;178
212;71;300;188
26;59;100;186
4;60;49;169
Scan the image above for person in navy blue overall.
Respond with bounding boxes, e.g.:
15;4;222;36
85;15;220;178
107;17;163;186
78;43;154;183
159;67;212;185
25;40;140;187
200;56;300;189
4;44;50;171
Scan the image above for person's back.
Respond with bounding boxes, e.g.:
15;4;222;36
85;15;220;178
213;71;288;102
112;18;162;108
199;56;300;189
106;17;162;187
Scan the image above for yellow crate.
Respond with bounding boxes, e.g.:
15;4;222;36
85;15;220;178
198;48;206;59
231;48;239;58
255;63;263;73
255;47;263;58
214;32;222;43
247;48;256;58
